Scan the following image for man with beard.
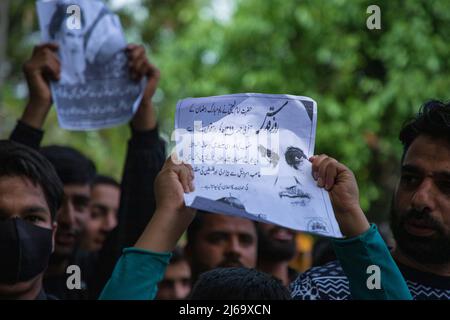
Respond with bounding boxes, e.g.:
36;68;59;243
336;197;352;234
291;100;450;300
256;223;298;287
185;211;257;284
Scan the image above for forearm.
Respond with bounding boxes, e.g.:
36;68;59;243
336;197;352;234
331;224;412;300
131;101;157;131
117;125;166;247
20;101;51;130
134;208;194;253
99;206;193;300
335;207;370;238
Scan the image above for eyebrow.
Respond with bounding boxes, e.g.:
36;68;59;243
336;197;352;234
0;206;49;216
91;203;108;211
71;194;90;203
207;230;228;236
22;206;50;216
207;230;255;238
401;164;423;174
402;164;450;180
436;172;450;181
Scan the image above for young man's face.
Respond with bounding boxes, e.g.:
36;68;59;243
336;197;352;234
81;183;119;252
156;260;191;300
0;176;56;297
54;184;90;257
187;214;257;278
391;135;450;265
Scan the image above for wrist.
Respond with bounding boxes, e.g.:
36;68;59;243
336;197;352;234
131;101;157;131
335;207;370;238
153;206;195;225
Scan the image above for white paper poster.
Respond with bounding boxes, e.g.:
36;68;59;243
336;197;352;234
175;93;343;238
36;0;145;130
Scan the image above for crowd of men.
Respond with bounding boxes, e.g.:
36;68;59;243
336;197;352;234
0;42;449;300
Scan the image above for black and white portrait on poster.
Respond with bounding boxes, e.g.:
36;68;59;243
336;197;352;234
36;0;145;130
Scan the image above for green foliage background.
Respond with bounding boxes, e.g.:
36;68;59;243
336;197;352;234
1;0;449;222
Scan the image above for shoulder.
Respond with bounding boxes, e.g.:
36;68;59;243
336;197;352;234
290;260;351;300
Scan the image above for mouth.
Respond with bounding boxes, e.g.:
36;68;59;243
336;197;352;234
404;219;437;237
218;261;243;268
279;185;311;199
56;232;76;246
94;237;105;246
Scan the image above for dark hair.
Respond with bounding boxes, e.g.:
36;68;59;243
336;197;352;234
92;174;120;189
399;100;450;160
186;211;207;246
40;145;96;186
170;246;187;265
189;267;291;300
0;140;63;220
311;238;336;267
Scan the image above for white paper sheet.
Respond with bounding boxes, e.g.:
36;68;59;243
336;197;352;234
175;93;343;238
36;0;145;130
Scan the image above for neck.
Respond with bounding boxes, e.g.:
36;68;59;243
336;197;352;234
393;248;450;277
257;260;290;286
45;255;69;277
0;274;43;300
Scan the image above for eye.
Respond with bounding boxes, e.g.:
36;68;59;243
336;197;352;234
90;209;101;219
90;206;106;219
400;173;421;188
436;180;450;194
207;233;226;244
73;196;89;212
181;278;191;287
158;280;174;289
285;147;306;170
239;234;255;247
24;215;44;224
258;145;279;166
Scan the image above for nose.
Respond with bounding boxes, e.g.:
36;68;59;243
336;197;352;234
411;178;435;213
174;281;190;300
58;199;76;228
224;236;243;257
102;212;117;232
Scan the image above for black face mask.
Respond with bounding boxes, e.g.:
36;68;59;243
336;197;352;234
0;218;53;284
